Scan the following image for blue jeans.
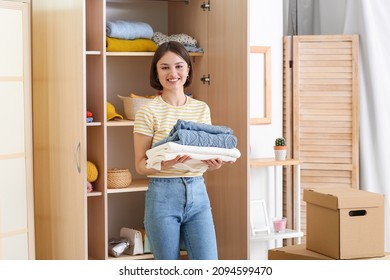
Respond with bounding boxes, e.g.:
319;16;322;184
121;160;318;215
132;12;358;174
144;176;218;260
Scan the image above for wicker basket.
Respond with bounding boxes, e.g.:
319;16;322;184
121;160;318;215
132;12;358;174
107;168;132;189
118;94;154;120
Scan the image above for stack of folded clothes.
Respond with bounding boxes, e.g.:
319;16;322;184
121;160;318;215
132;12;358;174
106;20;158;52
86;110;93;123
146;120;241;173
152;31;203;53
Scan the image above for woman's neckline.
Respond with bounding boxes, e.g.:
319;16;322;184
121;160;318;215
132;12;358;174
159;94;188;107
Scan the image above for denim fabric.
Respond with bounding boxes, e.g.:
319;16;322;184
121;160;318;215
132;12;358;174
153;130;238;149
144;176;218;260
153;119;237;148
172;119;233;135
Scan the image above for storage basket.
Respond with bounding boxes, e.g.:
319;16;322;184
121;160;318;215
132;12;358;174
107;168;132;189
118;94;154;120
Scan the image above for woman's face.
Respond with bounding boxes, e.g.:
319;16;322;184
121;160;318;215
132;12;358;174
156;51;189;91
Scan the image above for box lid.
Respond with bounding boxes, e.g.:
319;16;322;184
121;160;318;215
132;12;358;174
303;188;384;210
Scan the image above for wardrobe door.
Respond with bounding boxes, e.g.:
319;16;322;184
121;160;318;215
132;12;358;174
0;0;34;260
287;35;359;238
171;0;249;259
168;0;208;103
206;0;249;259
32;0;87;259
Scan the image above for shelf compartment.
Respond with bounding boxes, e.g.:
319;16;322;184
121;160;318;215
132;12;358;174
107;179;149;194
86;121;102;127
107;250;187;260
107;120;135;127
86;50;101;55
249;157;303;245
108;253;154;260
87;191;103;197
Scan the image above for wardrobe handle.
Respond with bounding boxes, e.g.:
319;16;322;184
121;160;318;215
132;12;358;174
75;141;81;173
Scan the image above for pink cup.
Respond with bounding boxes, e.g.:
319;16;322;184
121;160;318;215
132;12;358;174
273;217;287;232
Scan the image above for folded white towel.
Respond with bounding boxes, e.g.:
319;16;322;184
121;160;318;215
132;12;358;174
146;142;241;172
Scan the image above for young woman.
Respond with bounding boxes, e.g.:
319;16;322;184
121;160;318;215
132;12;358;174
133;41;225;260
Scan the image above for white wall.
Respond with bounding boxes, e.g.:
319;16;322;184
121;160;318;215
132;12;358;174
249;0;284;259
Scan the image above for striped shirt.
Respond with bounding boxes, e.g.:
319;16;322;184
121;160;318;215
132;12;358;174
134;95;211;178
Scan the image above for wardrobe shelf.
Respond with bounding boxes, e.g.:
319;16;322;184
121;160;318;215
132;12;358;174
86;122;102;127
107;179;149;194
87;191;103;197
108;253;154;260
107;251;187;260
107;120;135;127
86;50;101;55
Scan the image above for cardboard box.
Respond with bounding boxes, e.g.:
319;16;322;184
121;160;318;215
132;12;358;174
269;244;333;260
268;244;390;260
303;188;385;259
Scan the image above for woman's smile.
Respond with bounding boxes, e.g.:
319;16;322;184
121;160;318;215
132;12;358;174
157;51;189;90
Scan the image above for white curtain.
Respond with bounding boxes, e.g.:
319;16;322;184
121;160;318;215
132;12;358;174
343;0;390;252
287;0;319;35
287;0;390;252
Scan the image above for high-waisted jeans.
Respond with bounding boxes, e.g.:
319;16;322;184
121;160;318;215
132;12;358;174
144;176;218;260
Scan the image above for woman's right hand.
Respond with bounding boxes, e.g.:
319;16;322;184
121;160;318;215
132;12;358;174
161;155;192;170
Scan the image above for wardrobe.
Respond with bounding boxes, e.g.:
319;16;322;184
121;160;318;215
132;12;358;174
32;0;249;260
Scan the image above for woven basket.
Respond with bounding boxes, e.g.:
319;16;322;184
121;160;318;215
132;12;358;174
118;94;153;120
107;168;132;189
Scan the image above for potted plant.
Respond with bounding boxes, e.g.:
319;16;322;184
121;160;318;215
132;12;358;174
274;137;287;160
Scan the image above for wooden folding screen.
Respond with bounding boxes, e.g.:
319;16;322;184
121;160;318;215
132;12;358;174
283;35;360;240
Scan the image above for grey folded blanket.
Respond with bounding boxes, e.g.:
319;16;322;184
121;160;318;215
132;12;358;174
153;120;237;149
106;20;153;40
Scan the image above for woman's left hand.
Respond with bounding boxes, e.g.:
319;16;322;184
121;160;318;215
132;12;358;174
202;158;227;171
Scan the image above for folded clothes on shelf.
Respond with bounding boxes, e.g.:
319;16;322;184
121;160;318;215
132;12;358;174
106;20;154;40
106;36;157;52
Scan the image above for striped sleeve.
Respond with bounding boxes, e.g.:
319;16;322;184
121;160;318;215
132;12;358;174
134;103;155;137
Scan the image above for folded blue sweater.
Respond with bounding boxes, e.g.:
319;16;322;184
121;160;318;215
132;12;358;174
106;20;153;40
153;120;237;149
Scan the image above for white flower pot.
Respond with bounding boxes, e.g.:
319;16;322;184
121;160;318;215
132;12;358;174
274;146;287;160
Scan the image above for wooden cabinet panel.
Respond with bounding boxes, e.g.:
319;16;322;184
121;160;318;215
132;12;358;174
32;0;87;260
168;0;209;103
206;0;249;259
170;0;249;259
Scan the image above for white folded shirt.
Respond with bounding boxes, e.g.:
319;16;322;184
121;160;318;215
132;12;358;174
146;142;241;173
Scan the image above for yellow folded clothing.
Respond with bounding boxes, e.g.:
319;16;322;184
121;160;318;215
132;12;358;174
106;36;158;52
